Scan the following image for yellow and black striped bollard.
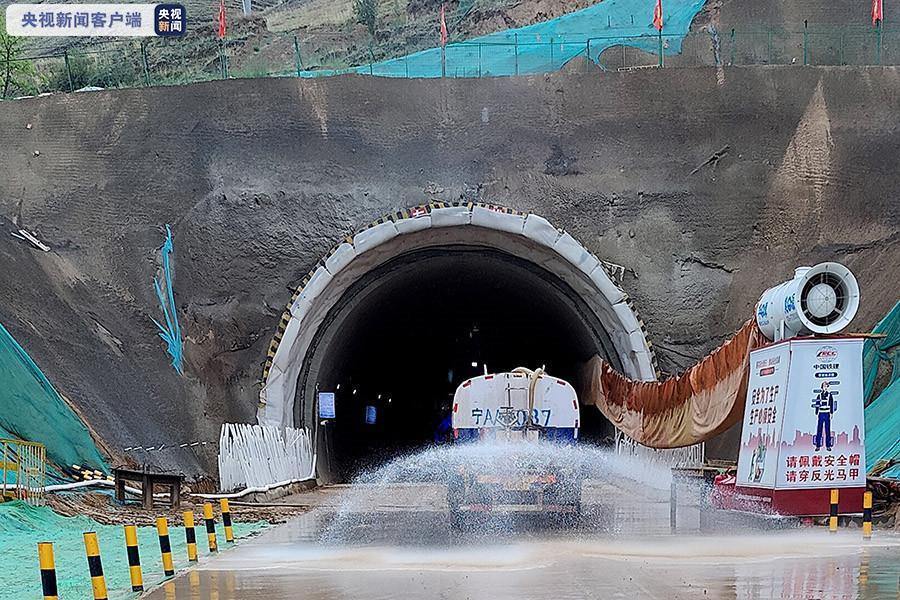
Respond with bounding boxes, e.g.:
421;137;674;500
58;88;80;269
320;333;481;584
83;532;108;600
38;542;58;600
124;525;144;592
829;489;839;532
863;491;873;539
220;498;235;543
184;510;199;561
157;517;175;577
204;502;218;552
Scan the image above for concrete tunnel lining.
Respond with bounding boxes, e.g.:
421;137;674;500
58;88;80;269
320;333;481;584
305;246;627;478
258;204;658;436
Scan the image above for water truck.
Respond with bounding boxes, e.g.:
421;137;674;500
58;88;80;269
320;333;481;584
448;367;583;529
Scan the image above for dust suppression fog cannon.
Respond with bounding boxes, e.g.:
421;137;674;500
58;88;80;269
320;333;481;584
755;262;860;341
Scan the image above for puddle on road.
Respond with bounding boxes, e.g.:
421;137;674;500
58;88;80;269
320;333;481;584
147;442;900;599
152;525;900;600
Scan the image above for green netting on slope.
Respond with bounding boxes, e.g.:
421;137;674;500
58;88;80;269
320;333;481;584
863;301;900;403
0;322;107;474
301;0;707;78
0;500;268;599
863;301;900;478
865;378;900;478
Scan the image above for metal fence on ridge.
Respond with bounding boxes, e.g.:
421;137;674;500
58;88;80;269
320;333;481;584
2;25;897;98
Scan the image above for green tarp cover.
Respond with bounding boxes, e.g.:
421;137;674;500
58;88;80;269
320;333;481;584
863;302;900;478
0;500;266;599
0;322;107;473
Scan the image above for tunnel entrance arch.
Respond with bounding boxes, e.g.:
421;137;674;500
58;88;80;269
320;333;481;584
257;203;658;480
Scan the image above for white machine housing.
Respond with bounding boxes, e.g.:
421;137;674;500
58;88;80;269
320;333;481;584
755;262;860;341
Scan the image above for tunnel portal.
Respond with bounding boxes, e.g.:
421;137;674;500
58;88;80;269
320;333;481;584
257;205;657;482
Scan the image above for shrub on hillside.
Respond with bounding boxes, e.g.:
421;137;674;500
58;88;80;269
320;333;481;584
45;48;142;92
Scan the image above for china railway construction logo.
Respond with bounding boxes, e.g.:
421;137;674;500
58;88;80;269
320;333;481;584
6;3;186;37
816;346;838;362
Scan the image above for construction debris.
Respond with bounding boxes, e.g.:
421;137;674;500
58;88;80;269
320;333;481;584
10;228;50;252
46;492;308;526
691;145;731;175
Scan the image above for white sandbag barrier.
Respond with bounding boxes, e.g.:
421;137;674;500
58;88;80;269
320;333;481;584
218;423;315;492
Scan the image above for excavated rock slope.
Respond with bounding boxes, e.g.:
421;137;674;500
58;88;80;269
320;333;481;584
0;67;898;473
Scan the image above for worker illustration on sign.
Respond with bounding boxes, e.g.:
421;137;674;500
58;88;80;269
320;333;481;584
812;381;837;451
749;439;766;483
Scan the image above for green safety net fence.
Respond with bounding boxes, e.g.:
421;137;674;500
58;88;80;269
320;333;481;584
0;322;108;478
0;500;268;599
866;378;900;478
304;0;706;79
863;301;900;479
863;301;900;402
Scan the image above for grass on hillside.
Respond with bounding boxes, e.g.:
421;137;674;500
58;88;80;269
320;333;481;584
2;0;598;96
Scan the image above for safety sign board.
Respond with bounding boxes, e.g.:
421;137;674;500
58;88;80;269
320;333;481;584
738;338;865;490
318;392;336;419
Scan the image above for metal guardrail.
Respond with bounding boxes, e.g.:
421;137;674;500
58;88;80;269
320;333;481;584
1;438;47;506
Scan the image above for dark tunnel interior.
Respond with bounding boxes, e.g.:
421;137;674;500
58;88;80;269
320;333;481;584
304;246;617;481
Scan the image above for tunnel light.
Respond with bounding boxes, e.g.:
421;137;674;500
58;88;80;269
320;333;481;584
377;394;382;400
388;398;392;404
336;384;341;390
352;388;357;395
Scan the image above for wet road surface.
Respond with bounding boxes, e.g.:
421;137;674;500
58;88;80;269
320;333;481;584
146;482;900;599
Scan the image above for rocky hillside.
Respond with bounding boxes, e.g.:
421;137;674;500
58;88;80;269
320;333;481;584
1;67;898;472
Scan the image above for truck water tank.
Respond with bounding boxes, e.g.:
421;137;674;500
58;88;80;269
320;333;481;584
755;262;860;341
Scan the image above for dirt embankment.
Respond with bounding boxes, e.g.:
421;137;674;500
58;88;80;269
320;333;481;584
0;67;898;473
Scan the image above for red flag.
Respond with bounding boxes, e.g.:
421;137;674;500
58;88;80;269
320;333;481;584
218;0;226;39
440;4;448;47
653;0;663;31
872;0;883;25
